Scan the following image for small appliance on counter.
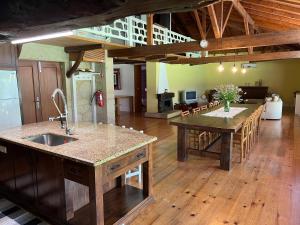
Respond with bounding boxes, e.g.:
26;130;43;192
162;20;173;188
0;70;22;132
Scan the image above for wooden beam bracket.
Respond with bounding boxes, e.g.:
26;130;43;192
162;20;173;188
66;51;84;78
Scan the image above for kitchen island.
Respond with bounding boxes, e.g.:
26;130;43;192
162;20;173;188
0;122;157;225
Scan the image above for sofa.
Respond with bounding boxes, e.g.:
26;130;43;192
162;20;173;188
262;98;283;120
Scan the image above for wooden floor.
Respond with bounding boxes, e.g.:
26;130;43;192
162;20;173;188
117;111;300;225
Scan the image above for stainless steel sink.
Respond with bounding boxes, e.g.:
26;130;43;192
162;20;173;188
24;133;77;146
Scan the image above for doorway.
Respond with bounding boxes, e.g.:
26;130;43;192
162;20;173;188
18;60;63;124
134;64;146;113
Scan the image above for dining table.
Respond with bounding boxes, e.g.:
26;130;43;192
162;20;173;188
169;104;260;171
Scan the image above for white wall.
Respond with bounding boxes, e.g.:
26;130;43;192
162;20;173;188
114;64;135;112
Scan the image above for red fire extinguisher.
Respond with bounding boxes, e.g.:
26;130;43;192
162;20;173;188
91;90;104;107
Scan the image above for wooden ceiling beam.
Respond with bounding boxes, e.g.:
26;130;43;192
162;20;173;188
108;30;300;58
222;2;234;34
169;51;300;65
241;1;300;19
207;5;222;38
192;10;206;39
241;0;300;14
226;0;255;26
64;44;102;53
243;7;300;26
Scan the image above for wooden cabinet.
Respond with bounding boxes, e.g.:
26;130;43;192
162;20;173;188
0;141;15;192
0;43;16;68
14;146;36;206
35;152;65;223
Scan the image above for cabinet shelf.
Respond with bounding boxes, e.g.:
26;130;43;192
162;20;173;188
104;184;147;225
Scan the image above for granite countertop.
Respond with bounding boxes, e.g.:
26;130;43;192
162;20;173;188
0;122;157;167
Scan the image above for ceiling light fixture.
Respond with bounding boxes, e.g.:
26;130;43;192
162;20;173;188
200;39;208;49
218;62;224;72
11;31;74;44
241;68;247;74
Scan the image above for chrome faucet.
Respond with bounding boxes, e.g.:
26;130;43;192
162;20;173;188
49;88;72;135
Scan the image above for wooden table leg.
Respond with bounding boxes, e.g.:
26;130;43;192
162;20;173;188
177;126;188;162
89;166;104;225
143;143;153;197
220;133;233;171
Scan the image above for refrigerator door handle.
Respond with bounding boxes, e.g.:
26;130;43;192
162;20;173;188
34;96;40;110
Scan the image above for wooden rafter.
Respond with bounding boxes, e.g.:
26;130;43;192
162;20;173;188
108;30;300;58
192;10;206;39
222;3;234;34
207;5;222;38
227;0;255;26
169;51;300;65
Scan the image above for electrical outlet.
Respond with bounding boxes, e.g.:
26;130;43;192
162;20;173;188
0;145;7;154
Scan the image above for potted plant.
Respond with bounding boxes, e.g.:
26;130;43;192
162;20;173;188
213;84;242;112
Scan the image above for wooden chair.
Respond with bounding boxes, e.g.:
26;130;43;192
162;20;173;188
181;110;190;117
192;107;201;114
213;100;219;107
181;109;207;153
233;119;249;162
246;114;255;156
200;105;208;111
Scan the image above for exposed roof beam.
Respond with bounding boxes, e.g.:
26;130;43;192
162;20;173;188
192;10;206;39
241;0;300;14
222;3;234;34
207;5;222;38
169;51;300;65
108;30;300;58
226;0;255;26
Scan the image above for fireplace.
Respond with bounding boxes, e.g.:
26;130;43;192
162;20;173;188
157;92;175;113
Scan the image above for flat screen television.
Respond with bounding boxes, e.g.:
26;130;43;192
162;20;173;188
180;90;198;104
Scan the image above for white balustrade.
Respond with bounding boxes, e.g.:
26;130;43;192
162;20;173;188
74;16;201;57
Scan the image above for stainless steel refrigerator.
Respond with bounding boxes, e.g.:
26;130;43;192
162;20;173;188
0;70;22;132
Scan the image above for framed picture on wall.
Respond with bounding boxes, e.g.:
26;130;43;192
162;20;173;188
114;68;121;90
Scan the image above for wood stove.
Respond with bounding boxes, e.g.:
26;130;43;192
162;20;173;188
157;92;175;113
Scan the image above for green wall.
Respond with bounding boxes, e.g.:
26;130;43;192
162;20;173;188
147;59;300;112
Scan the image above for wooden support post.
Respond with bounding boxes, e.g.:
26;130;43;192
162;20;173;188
220;133;233;171
147;14;154;45
89;166;104;225
177;127;189;161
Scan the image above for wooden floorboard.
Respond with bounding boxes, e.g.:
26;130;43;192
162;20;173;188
117;111;300;225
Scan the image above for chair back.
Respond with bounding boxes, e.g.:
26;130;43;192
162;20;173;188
213;101;219;106
181;110;190;117
192;107;201;114
200;105;208;111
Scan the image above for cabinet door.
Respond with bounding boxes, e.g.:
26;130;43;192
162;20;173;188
35;152;65;223
0;43;16;68
0;141;15;192
14;146;36;205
